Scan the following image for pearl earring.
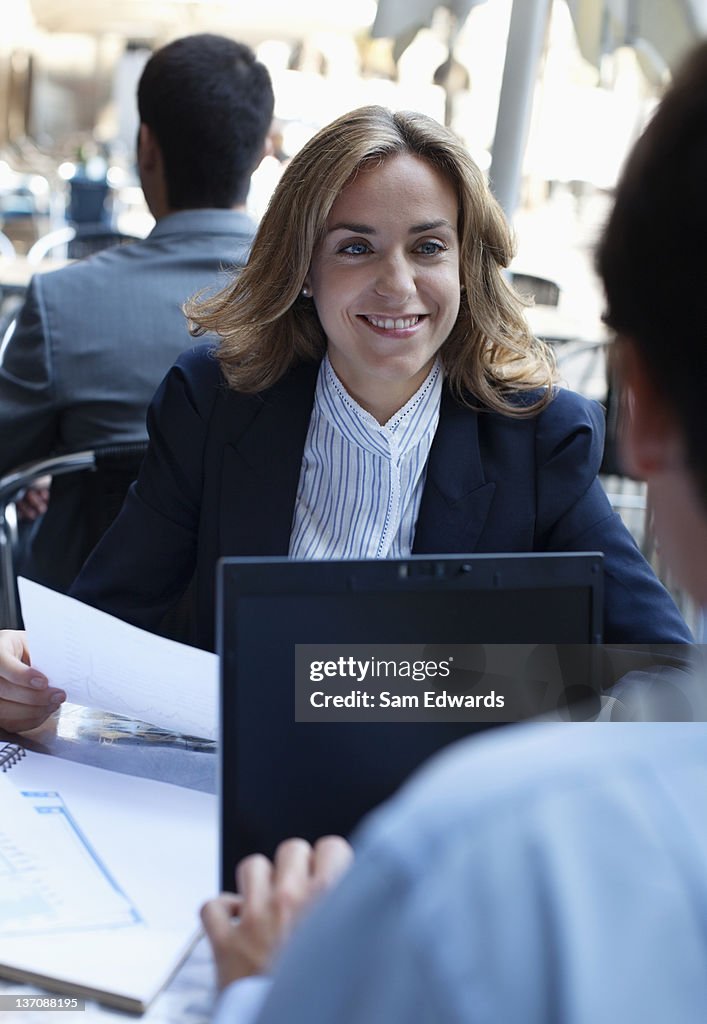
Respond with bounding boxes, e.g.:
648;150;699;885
301;285;312;298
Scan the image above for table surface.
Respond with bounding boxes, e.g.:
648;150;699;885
0;703;219;1023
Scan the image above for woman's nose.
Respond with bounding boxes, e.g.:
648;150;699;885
374;254;415;301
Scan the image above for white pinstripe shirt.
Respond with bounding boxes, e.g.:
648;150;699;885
289;356;443;560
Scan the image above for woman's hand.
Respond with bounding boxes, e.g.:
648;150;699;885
201;835;353;989
0;630;65;732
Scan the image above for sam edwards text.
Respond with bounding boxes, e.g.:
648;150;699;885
309;690;505;710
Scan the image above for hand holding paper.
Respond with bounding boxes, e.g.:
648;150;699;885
0;628;65;733
15;579;217;739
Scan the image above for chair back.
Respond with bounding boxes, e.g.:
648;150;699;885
510;272;561;307
81;442;149;554
67;228;142;260
0;231;16;261
0;441;148;628
27;226;142;264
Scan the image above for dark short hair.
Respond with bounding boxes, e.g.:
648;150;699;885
596;41;707;508
137;33;274;209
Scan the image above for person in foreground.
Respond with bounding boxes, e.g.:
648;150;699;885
0;101;690;730
0;33;273;592
202;42;707;1023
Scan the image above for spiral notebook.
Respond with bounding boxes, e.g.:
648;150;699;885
0;742;217;1013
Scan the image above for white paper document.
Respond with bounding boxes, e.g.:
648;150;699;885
18;578;217;740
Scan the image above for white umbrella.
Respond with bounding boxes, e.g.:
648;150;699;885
371;0;486;40
566;0;707;82
491;0;706;216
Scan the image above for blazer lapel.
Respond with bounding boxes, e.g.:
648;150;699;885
219;362;319;555
413;389;496;554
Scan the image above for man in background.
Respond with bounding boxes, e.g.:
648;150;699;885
202;40;707;1024
0;33;274;593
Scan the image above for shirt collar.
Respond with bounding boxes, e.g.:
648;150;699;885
148;208;257;240
316;354;443;458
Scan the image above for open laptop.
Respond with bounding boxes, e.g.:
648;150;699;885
217;552;603;886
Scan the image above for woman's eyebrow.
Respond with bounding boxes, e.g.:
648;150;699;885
327;222;375;234
409;219;454;233
327;218;454;235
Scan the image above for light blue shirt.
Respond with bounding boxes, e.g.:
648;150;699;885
288;356;442;560
214;713;707;1024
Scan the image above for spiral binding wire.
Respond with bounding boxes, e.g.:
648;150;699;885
0;742;25;771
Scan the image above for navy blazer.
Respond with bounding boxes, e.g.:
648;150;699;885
72;344;691;650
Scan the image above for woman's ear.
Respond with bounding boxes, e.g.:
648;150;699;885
616;336;682;478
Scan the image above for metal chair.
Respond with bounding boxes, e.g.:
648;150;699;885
26;225;142;265
26;225;76;264
0;442;148;628
0;232;20;353
510;271;561;307
0;231;16;261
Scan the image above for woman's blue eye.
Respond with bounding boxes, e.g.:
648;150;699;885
417;240;446;255
340;242;369;255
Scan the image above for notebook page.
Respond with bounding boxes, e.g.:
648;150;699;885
0;750;218;1010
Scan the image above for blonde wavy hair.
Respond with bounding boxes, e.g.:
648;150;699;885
187;105;556;415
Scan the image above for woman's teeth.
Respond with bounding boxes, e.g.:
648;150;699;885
365;315;420;330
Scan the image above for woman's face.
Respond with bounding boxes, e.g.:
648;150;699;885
306;153;461;423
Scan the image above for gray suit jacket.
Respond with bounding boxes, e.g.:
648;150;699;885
0;208;255;590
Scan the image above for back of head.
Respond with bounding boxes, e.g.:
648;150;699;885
596;41;707;507
137;33;274;209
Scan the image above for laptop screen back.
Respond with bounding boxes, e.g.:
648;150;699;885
218;552;603;885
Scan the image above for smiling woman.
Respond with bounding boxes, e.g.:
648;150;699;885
0;105;692;733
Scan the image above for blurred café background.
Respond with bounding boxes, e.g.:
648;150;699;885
1;0;705;623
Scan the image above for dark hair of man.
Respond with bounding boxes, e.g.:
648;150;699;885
596;41;707;508
137;33;274;209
